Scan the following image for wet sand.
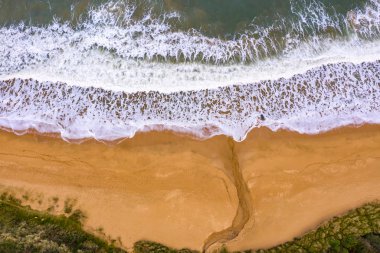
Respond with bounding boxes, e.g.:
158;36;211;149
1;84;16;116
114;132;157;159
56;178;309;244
0;125;379;251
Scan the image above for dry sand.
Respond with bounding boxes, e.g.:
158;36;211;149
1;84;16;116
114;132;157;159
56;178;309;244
0;125;379;251
0;129;238;251
228;125;380;251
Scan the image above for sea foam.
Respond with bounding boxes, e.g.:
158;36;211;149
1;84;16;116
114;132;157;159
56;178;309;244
1;0;380;92
1;61;379;141
0;0;380;141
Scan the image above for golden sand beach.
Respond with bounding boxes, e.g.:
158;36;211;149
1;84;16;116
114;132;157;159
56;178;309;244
0;125;379;251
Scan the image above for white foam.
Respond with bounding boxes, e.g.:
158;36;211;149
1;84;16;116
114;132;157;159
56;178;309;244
1;1;380;92
0;38;379;93
0;0;380;141
1;61;379;141
348;0;380;38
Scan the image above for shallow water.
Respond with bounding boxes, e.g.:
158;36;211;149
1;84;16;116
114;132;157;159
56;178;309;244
0;0;379;141
0;0;367;34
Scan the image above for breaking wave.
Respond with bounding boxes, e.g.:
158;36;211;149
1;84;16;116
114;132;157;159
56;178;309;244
1;0;380;73
0;0;380;141
1;61;379;141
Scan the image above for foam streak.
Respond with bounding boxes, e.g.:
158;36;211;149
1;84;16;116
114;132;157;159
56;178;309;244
1;61;379;141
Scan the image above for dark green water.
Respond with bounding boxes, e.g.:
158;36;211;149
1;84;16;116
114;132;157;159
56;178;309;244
0;0;379;142
0;0;367;37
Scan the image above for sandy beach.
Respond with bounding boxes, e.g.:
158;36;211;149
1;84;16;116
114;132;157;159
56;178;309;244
1;0;380;252
0;125;379;251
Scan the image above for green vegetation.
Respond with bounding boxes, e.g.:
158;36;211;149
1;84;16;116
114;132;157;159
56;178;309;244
64;198;77;215
133;240;197;253
0;189;378;253
253;202;380;253
0;192;125;253
133;202;380;253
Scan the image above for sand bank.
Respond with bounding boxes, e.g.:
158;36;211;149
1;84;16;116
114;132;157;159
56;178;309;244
0;125;379;251
0;130;238;250
228;125;380;251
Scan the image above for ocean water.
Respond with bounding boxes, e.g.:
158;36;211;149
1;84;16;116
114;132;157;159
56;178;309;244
0;0;379;141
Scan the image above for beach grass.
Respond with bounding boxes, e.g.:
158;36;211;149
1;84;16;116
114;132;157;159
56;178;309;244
133;202;380;253
0;192;126;253
0;190;378;253
253;201;380;253
133;240;198;253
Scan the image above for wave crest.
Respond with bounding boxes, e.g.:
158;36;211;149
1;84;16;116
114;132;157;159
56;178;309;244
1;60;379;141
1;0;380;75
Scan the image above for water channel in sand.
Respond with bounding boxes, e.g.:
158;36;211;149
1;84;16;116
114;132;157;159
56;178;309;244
0;125;379;251
202;139;252;252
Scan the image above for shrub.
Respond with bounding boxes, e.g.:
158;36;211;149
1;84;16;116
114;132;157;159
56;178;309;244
0;198;126;253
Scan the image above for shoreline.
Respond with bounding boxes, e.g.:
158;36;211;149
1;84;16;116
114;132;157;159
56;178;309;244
0;121;378;145
2;57;380;143
0;124;379;251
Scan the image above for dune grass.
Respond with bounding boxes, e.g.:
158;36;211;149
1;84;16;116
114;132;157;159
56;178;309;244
254;202;380;253
0;190;378;253
133;202;380;253
0;192;126;253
